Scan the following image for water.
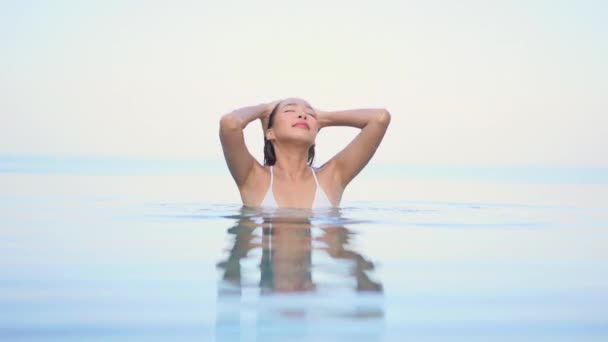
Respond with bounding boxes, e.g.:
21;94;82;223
1;156;608;341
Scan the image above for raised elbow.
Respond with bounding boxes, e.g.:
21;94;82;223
219;113;242;132
376;109;391;126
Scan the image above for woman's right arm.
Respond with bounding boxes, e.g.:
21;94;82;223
219;102;276;187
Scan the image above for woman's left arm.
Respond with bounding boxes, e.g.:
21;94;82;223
316;108;391;188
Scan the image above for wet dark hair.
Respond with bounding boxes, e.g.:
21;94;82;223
264;101;315;166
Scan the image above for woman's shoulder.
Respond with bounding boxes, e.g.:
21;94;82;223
313;158;338;173
248;162;271;182
238;162;271;206
312;160;344;206
311;160;341;184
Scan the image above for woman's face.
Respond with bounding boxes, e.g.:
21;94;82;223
268;98;319;146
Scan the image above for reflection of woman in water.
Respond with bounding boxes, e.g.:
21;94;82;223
216;209;383;294
215;209;383;338
259;218;315;293
219;98;390;209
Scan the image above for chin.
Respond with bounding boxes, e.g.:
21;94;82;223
278;132;316;145
295;134;316;144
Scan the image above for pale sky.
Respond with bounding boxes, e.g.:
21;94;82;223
1;0;607;166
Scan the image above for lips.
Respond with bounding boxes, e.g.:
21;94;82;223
293;122;310;130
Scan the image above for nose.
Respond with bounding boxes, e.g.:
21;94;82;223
298;112;307;119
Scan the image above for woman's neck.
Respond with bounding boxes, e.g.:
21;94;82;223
272;143;311;181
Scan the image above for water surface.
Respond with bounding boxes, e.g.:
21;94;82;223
1;157;607;341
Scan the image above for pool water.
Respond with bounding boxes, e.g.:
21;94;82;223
1;160;607;341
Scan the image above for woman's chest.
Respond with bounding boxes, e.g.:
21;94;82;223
270;178;317;208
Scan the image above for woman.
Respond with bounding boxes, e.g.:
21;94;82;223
219;97;390;209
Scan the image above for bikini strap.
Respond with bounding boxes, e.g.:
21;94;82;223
309;166;320;186
269;166;274;187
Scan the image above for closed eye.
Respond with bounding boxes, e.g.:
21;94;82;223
285;109;316;119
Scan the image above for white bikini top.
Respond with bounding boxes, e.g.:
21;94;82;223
260;166;333;209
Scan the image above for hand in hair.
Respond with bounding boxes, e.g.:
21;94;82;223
260;99;282;135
